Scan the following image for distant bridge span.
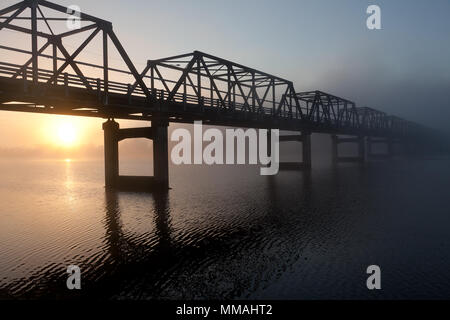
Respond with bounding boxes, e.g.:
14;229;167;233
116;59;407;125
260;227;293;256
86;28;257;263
0;0;439;190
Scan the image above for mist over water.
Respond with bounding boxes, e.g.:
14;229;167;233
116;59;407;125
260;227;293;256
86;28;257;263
1;155;450;299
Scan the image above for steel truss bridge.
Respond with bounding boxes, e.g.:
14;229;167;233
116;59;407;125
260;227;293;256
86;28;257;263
0;0;444;189
0;0;432;135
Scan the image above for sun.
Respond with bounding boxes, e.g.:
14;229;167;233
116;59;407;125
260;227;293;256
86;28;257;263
57;122;77;146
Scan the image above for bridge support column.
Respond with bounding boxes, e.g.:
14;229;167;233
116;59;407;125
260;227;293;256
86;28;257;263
152;120;169;189
367;136;394;159
331;135;366;164
102;119;169;191
302;132;312;169
278;131;312;170
103;119;120;188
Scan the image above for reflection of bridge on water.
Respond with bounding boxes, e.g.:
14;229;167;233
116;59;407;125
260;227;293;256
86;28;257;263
0;1;441;191
99;170;316;299
1;168;316;299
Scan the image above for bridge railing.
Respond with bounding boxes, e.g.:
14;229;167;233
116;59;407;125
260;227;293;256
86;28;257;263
0;61;144;96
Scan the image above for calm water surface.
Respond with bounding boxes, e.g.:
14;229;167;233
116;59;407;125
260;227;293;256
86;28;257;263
0;157;450;299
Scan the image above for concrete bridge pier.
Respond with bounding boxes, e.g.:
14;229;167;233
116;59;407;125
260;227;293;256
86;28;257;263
367;136;394;159
331;135;366;164
152;120;169;188
103;119;120;188
277;131;312;170
103;119;169;191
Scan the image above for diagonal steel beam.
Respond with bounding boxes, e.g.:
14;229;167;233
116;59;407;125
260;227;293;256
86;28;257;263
47;28;100;87
12;40;51;79
230;67;250;112
107;29;151;101
0;3;27;32
0;1;26;17
167;56;197;102
54;39;94;90
153;65;171;93
129;64;151;96
275;86;291;117
200;57;226;108
256;80;273;113
289;86;302;119
37;5;53;35
186;74;199;98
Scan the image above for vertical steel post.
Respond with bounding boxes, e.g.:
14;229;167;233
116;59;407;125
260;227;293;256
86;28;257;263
103;29;109;105
252;72;255;112
150;64;155;97
210;79;213;108
197;57;201;105
227;66;231;109
31;2;38;84
272;82;275;116
52;43;57;85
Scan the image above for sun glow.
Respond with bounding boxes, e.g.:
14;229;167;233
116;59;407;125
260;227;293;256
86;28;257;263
55;121;77;147
37;115;103;153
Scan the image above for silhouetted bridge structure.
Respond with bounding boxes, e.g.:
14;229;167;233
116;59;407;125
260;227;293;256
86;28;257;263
0;1;440;190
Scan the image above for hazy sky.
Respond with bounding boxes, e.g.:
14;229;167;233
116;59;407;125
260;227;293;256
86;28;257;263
0;0;449;157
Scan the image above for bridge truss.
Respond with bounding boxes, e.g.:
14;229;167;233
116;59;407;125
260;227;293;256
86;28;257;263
0;0;436;140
